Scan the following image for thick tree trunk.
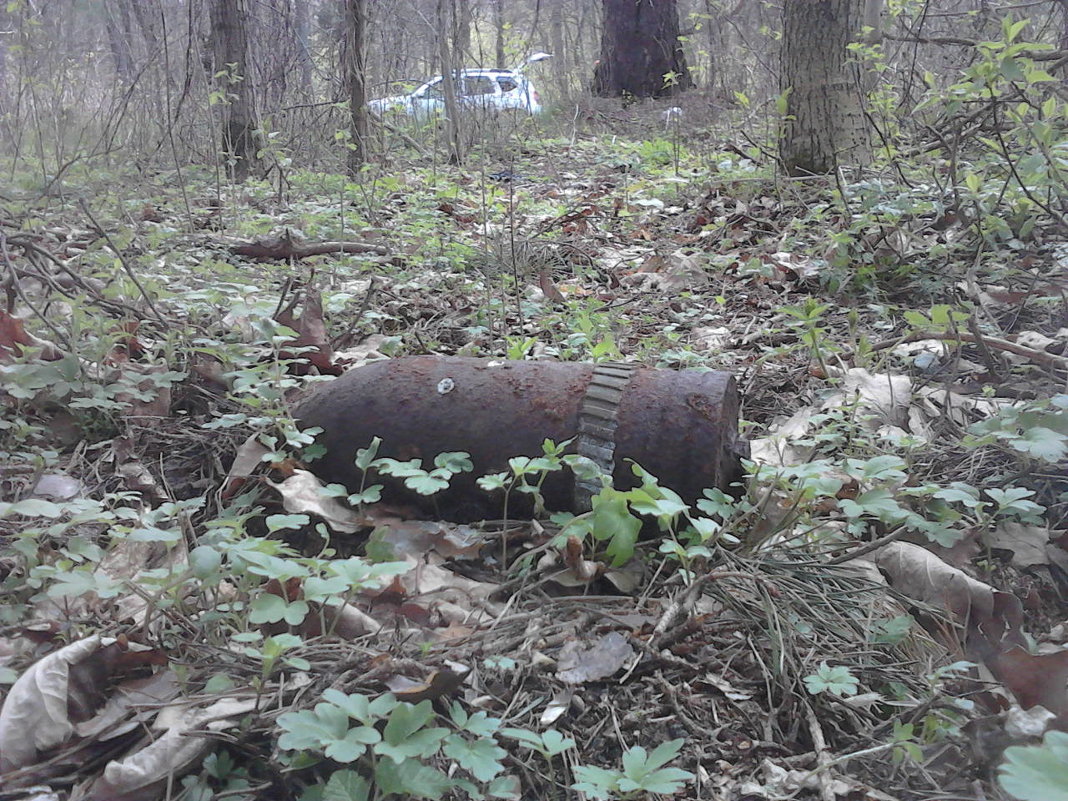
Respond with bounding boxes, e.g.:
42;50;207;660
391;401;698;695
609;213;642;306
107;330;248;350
593;0;693;98
211;0;261;182
104;0;135;83
779;0;871;176
344;0;368;175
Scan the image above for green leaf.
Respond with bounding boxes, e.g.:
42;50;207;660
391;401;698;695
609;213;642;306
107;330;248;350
347;485;383;505
589;490;642;566
643;738;686;771
374;758;452;800
1012;427;1067;462
499;727;544;751
539;729;575;756
624;766;695;794
323;770;370;801
405;473;450;495
377;458;425;478
934;483;983;509
999;730;1068;801
452;706;501;737
376;701;448;763
804;662;859;697
622;745;653;780
1;499;65;518
322;690;397;724
249;594;309;626
571;765;621;800
266;513;310;532
325;726;381;763
487;774;522;799
434;451;473;473
354;437;382;470
839;489;906;523
278;704;350;751
442;733;506;781
477;472;509;491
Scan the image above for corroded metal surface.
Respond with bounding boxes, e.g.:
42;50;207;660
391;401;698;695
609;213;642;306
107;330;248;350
294;356;747;521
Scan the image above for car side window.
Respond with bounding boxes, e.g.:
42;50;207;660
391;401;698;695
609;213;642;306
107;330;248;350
496;77;518;93
423;79;444;99
463;76;497;96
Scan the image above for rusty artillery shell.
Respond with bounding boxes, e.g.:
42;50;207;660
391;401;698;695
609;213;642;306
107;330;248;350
294;356;747;521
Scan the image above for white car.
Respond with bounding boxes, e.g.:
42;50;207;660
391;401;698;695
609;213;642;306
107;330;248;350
369;54;551;120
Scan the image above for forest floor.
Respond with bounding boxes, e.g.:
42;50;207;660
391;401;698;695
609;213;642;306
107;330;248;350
1;104;1067;801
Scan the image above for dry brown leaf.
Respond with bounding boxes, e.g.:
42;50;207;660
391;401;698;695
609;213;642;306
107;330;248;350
873;541;995;623
0;637;166;771
32;473;84;501
82;696;257;801
825;368;912;429
73;670;181;740
985;647;1068;721
556;631;635;684
0;310;62;362
386;667;468;703
983;522;1050;568
222;435;270;498
540;689;573;725
276;286;339;375
372;519;486;561
267;469;364;534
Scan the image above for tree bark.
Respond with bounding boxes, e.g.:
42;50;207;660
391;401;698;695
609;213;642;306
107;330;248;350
294;0;314;96
210;0;261;182
779;0;872;176
344;0;368;175
104;0;135;83
549;0;570;99
593;0;694;98
436;0;464;165
493;0;506;68
455;0;471;61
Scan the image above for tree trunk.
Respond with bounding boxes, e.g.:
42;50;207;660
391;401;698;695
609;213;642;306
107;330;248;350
549;0;569;99
593;0;693;98
211;0;261;182
493;0;506;68
344;0;368;175
779;0;871;176
436;0;464;165
104;0;135;83
455;0;471;61
294;0;314;96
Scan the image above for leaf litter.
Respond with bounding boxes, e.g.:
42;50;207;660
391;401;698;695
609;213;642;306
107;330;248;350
0;143;1066;801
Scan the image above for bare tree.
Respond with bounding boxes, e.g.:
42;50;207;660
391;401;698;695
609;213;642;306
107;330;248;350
344;0;368;175
211;0;261;181
593;0;693;98
436;0;464;164
779;0;874;175
104;0;134;84
294;0;314;96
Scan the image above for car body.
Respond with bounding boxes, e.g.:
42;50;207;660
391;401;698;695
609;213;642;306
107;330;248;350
369;54;551;120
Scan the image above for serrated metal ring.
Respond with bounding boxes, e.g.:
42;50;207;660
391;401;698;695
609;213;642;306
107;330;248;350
574;361;637;511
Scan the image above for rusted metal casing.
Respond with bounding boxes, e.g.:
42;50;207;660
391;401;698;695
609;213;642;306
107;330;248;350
295;356;747;521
